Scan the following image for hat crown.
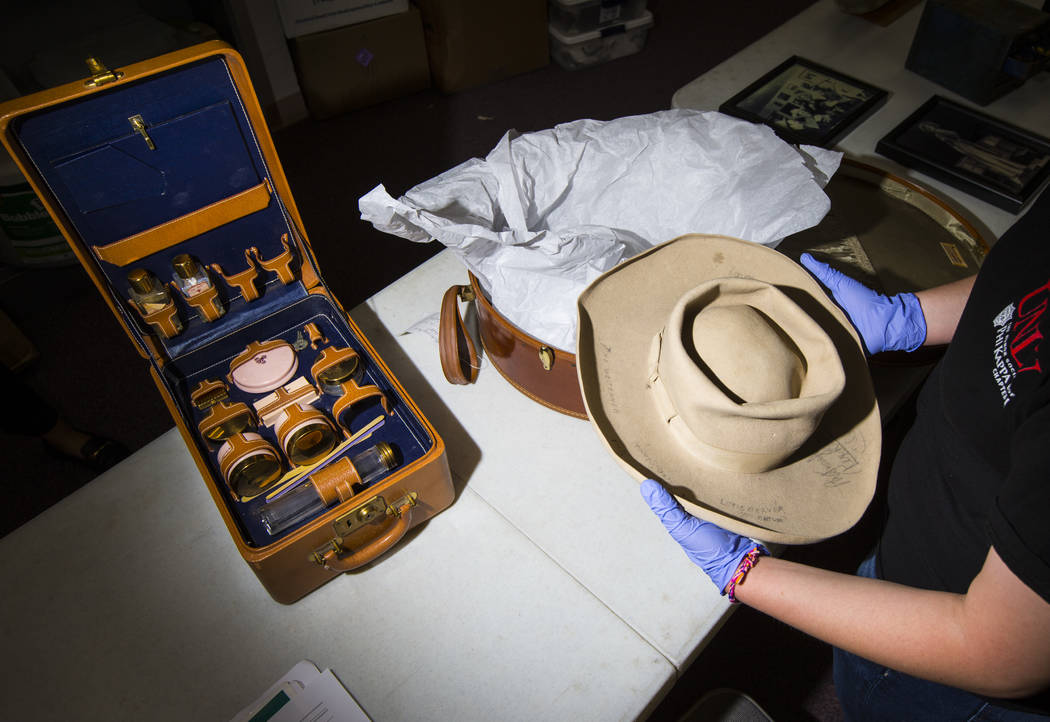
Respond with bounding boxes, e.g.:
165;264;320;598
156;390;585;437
691;304;804;404
656;278;846;473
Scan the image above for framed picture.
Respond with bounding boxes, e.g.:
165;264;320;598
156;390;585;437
876;96;1050;214
719;56;888;148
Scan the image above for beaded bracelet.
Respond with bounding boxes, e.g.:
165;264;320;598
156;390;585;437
726;546;766;604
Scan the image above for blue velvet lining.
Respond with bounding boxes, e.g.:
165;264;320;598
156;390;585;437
11;54;436;547
166;294;434;548
11;56;306;356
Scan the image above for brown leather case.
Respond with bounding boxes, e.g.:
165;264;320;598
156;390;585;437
439;158;991;418
440;279;587;419
0;43;454;604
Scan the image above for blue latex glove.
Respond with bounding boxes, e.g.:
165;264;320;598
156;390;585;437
800;253;927;355
641;479;766;594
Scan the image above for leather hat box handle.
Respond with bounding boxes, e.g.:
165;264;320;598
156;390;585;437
317;501;415;572
439;284;479;385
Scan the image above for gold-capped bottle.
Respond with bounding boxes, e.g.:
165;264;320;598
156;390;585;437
128;268;183;331
172;253;215;297
172;252;225;320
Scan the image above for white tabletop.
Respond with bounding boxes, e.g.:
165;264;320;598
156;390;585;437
672;0;1050;240
356;250;732;673
0;422;676;721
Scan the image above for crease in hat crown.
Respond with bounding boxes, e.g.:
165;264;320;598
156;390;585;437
649;277;846;474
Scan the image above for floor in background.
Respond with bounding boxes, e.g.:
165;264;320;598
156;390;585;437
0;2;909;719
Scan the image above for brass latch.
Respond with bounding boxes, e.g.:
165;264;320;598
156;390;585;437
83;57;124;87
310;504;379;566
539;345;554;371
458;285;476;303
311;492;419;565
128;115;156;150
331;495;388;538
326;492;418;539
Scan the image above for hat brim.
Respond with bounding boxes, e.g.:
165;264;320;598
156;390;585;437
576;234;880;544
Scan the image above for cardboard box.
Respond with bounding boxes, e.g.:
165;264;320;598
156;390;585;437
415;0;549;93
905;0;1050;106
276;0;409;38
291;8;430;119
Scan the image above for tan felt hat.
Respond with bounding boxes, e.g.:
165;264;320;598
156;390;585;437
576;234;880;544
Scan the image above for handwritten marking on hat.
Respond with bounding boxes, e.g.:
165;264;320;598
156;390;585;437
808;434;865;488
598;343;621;412
718;497;786;525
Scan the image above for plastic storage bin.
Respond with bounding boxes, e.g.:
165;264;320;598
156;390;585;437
548;0;648;35
549;10;653;70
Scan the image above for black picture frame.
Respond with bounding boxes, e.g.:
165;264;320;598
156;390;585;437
876;96;1050;214
719;56;888;148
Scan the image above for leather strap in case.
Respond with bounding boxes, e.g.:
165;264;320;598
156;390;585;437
130;298;182;338
211;249;261;302
311;457;360;506
250;233;297;285
331;379;391;422
191;378;229;410
175;281;224;322
92;180;272;267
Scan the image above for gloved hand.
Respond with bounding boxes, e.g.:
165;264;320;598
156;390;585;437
800;253;927;355
641;479;766;595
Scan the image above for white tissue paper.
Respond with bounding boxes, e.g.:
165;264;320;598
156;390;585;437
359;109;841;352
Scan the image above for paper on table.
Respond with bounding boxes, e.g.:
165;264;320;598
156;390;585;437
269;668;369;722
230;660;371;722
360;109;841;352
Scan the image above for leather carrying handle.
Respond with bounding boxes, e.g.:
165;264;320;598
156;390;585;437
319;502;414;572
439;284;479;385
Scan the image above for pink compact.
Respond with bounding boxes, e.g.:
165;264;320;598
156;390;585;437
229;339;298;394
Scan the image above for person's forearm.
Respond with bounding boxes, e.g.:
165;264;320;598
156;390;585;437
915;275;976;346
733;555;1028;697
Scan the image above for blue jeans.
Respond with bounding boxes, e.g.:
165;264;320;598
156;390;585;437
832;553;1049;721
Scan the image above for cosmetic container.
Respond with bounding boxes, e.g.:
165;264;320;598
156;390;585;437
128;268;175;312
276;405;339;466
254;442;397;536
218;432;284;497
172;253;215;297
312;345;361;396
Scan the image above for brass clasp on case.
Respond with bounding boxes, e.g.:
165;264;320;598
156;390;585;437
331;495;388;539
329;492;418;539
312;492;418;565
83;57;124;87
539;346;554;371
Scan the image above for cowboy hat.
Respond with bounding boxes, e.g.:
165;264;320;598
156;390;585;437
576;234;880;544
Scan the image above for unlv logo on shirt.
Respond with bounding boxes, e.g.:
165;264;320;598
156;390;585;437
992;279;1049;406
1012;279;1048;373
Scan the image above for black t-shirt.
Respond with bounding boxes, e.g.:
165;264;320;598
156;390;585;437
878;188;1050;711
